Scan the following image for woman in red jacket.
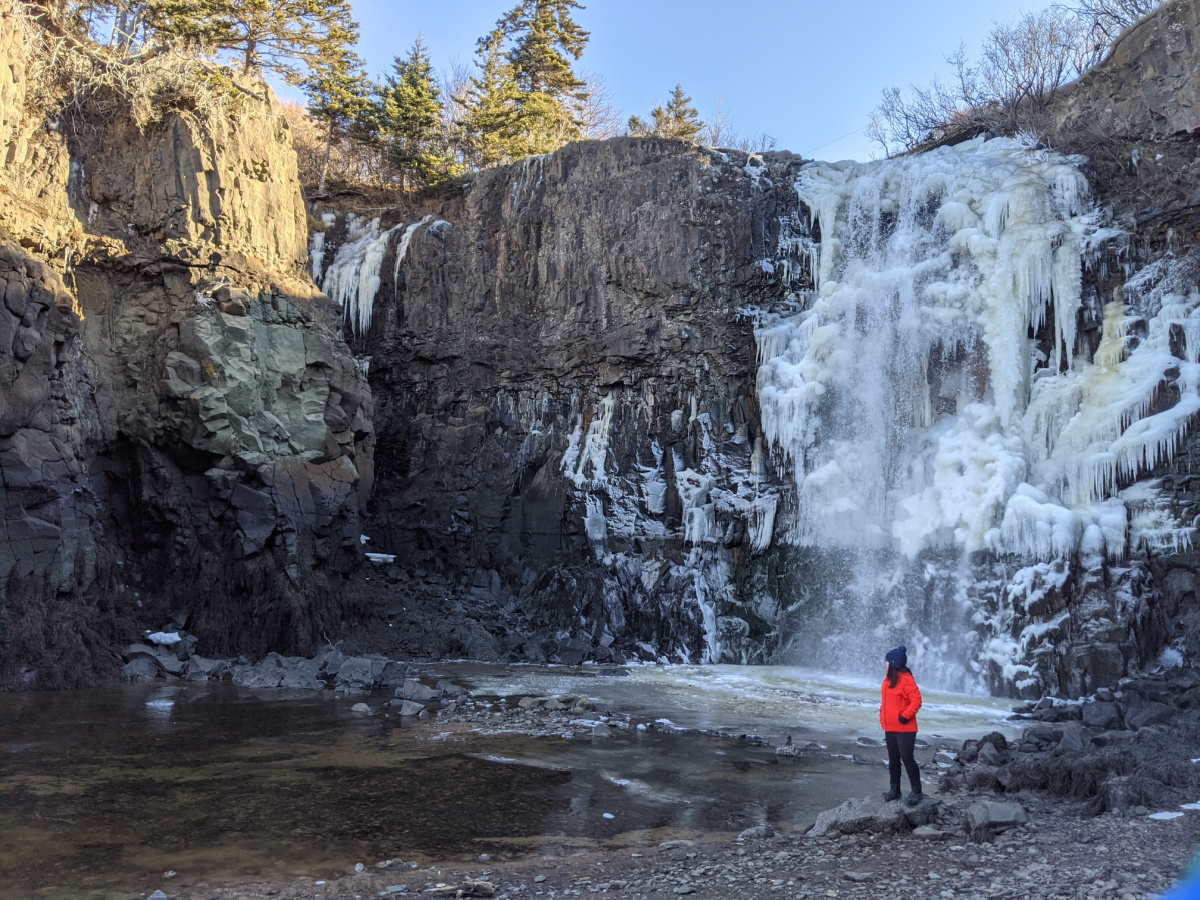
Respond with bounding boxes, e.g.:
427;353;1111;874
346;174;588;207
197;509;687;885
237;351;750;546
880;645;923;805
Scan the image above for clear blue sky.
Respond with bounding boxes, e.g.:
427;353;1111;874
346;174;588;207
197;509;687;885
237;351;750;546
324;0;1057;161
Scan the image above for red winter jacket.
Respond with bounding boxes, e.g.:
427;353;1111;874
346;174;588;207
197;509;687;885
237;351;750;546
880;670;922;733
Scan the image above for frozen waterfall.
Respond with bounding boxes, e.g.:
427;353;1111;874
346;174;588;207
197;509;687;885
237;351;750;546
755;136;1200;689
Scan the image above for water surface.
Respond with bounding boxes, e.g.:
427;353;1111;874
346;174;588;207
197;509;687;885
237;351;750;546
0;664;1016;899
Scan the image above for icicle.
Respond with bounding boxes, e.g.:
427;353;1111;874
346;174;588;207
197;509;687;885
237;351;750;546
393;215;433;292
322;215;404;337
309;231;326;284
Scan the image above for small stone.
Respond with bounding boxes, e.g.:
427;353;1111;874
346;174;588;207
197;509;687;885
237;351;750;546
534;875;547;883
912;825;947;840
738;824;775;840
389;699;426;716
844;872;873;883
351;702;373;716
148;892;169;900
658;840;697;850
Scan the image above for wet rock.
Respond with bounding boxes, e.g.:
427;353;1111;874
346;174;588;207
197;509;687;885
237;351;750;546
378;661;410;687
281;663;324;690
809;793;939;837
335;657;376;692
183;656;229;681
390;700;426;716
232;663;284;690
396;679;438;701
122;658;158;680
844;872;874;883
148;892;169;900
316;646;348;676
592;723;613;738
518;696;542;709
351;702;373;716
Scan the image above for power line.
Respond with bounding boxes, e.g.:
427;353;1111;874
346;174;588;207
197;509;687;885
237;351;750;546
806;124;868;158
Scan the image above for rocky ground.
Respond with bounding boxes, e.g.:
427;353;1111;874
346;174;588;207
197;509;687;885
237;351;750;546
161;788;1198;900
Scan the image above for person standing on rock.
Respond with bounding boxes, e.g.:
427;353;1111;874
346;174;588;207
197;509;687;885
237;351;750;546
880;645;923;806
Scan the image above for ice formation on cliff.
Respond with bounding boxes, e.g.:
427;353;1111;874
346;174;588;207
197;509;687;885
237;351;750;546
323;214;404;337
756;136;1199;566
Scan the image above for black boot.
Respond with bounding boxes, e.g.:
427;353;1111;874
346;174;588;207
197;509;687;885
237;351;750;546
906;784;923;806
883;784;901;802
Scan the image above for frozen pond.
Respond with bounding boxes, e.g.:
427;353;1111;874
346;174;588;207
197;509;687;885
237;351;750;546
0;664;1016;899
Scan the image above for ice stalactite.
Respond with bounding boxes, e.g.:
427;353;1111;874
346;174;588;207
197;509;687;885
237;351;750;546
309;231;326;284
322;214;404;337
393;215;432;294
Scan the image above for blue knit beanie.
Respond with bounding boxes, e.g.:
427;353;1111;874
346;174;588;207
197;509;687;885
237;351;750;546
885;645;907;668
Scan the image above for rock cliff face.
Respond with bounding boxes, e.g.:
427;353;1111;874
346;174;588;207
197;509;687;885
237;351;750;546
320;141;805;665
0;3;373;688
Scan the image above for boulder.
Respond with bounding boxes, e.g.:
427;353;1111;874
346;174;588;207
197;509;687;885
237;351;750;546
808;793;939;838
966;801;1028;840
1081;701;1122;730
395;679;438;701
1122;693;1175;731
335;656;376;692
232;663;285;689
280;664;323;690
1056;722;1087;754
183;656;229;681
315;646;347;676
390;699;426;716
977;741;1003;767
122;658;158;680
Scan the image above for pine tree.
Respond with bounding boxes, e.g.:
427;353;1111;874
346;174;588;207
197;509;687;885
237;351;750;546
628;84;704;142
375;36;457;188
502;0;588;96
462;1;590;168
462;26;525;168
149;0;359;83
302;50;371;194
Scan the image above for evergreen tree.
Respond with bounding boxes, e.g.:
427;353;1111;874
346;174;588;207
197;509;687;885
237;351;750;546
462;1;590;168
628;84;704;142
149;0;358;83
302;49;371;194
463;26;525;169
501;0;588;96
375;36;457;188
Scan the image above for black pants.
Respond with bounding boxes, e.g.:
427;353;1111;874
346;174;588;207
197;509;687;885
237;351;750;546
885;731;921;791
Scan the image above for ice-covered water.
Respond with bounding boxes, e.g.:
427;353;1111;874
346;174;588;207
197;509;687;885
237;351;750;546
755;137;1200;690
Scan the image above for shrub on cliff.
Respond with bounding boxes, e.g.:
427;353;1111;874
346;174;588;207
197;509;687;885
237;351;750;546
867;0;1166;155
